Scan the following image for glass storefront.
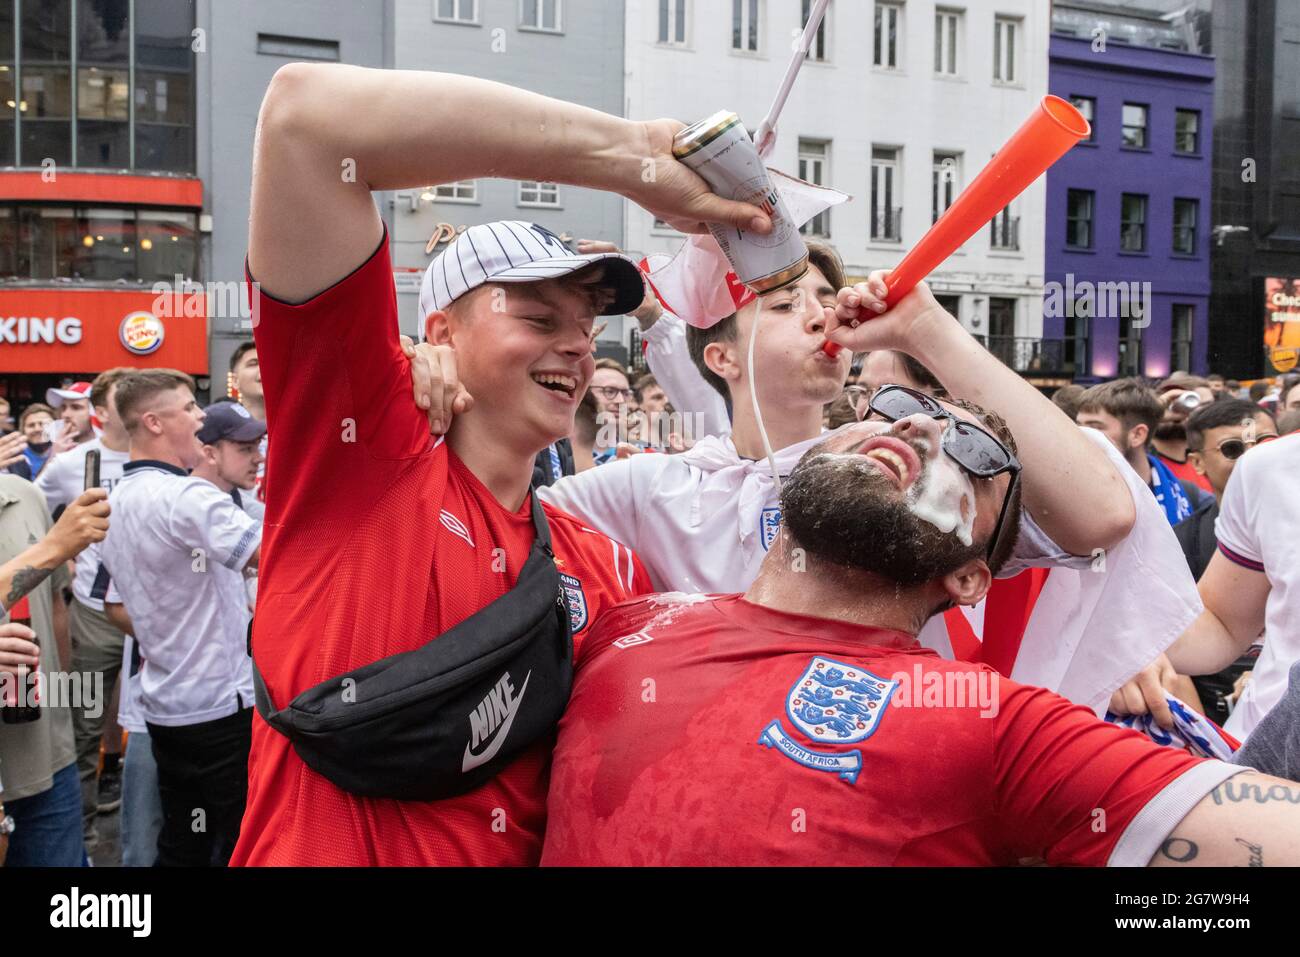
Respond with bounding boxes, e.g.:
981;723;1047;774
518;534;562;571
0;0;194;172
0;202;199;282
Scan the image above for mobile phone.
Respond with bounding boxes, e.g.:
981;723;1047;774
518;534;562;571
84;448;101;491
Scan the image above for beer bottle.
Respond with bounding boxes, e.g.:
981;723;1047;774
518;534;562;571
2;595;41;724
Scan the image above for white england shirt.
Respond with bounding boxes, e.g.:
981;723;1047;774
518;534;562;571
99;461;261;728
34;437;129;611
1217;435;1300;740
541;427;1198;711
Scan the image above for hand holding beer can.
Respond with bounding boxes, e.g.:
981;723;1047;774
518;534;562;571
673;111;808;294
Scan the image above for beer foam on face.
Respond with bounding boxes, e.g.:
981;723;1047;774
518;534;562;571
904;438;976;547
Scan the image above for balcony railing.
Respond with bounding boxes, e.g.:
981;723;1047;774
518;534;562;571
990;215;1020;251
871;207;902;242
972;335;1084;377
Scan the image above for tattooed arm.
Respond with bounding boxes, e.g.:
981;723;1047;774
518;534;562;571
0;546;60;613
0;489;109;613
1149;772;1300;867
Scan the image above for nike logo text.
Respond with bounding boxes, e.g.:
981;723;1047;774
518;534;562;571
462;670;531;772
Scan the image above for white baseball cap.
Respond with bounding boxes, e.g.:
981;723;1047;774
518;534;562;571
46;381;94;408
417;221;645;323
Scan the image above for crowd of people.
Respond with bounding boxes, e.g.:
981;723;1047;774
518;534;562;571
3;64;1300;868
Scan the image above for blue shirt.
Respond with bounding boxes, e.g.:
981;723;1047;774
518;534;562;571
21;444;50;478
1147;453;1193;525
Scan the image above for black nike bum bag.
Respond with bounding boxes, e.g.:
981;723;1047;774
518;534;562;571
249;494;574;801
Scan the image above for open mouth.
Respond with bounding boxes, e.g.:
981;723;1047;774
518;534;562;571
531;372;579;399
853;435;923;490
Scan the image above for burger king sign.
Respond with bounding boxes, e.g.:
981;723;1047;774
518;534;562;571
119;311;166;356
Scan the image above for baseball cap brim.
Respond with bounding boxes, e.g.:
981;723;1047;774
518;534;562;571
198;417;267;445
487;252;646;317
46;386;90;408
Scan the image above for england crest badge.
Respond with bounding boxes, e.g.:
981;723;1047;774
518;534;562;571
759;507;782;551
785;657;897;745
559;573;588;633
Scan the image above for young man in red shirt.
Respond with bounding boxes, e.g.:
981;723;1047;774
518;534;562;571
542;370;1300;866
230;64;768;866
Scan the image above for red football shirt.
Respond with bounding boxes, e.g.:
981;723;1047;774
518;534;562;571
232;233;648;866
1155;451;1213;493
541;595;1230;867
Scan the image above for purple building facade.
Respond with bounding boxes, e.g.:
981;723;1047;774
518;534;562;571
1046;33;1214;382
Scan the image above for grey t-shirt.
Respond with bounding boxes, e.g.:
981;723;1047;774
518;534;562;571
0;476;75;801
1232;661;1300;782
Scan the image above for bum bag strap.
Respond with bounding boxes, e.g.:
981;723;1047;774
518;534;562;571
250;639;287;730
248;479;556;734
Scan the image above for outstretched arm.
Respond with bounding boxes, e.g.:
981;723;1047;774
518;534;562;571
249;63;769;304
0;489;108;613
825;277;1135;556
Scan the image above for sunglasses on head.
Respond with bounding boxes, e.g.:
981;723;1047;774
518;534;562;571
866;384;1022;561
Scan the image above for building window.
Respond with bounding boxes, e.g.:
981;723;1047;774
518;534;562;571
1171;304;1193;371
659;0;688;46
6;0;195;173
990;205;1018;250
0;4;13;167
20;0;73;168
1066;189;1093;249
434;181;478;203
1122;103;1148;148
732;0;760;53
993;16;1019;84
520;0;561;32
1175;108;1199;154
871;147;901;242
518;181;560;207
136;209;199;282
136;0;197;172
932;151;960;224
435;0;478;23
0;203;198;283
1070;95;1095;142
934;9;960;76
256;35;341;60
76;0;130;169
798;139;830;237
1119;315;1144;377
1173;197;1198;254
802;0;828;62
1064;309;1090;375
874;2;901;69
987;297;1017;367
1121;193;1147;252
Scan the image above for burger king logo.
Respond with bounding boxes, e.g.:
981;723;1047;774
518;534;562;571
119;311;165;356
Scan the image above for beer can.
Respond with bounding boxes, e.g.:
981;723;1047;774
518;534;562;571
673;110;808;294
